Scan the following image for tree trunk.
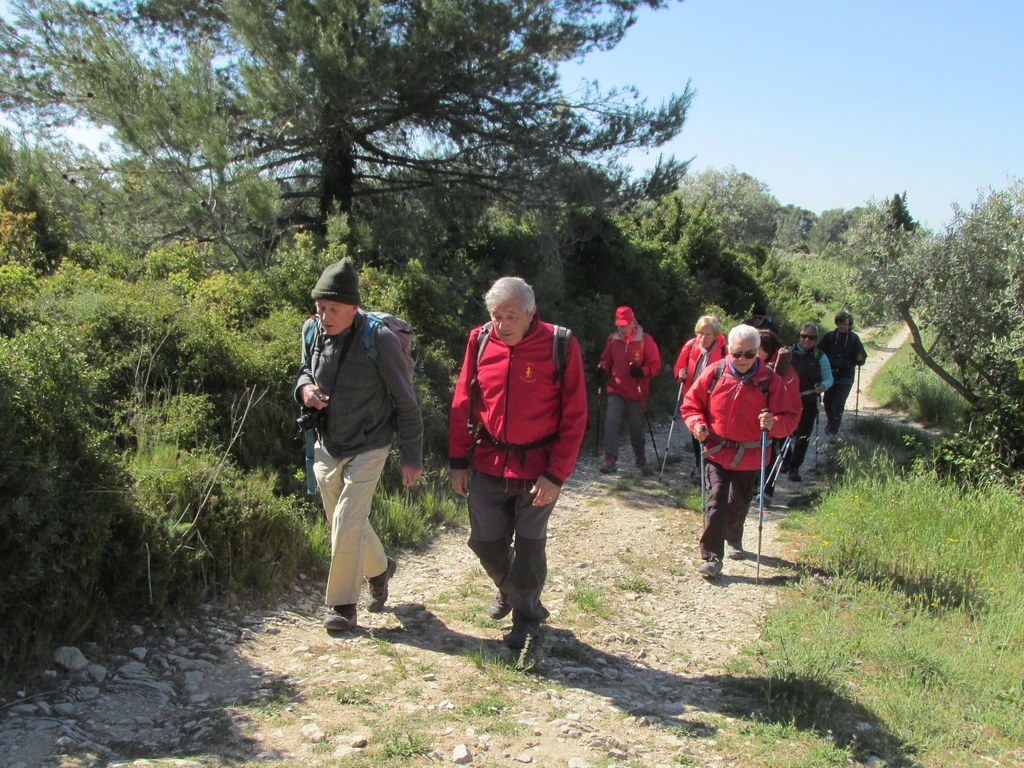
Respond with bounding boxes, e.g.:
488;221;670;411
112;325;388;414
899;305;977;405
320;123;355;230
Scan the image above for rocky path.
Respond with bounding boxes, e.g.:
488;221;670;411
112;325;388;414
0;328;908;768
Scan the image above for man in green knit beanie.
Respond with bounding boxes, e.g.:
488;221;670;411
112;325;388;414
294;258;423;632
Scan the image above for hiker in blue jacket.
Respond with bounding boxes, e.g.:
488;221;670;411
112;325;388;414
294;258;423;633
780;322;833;482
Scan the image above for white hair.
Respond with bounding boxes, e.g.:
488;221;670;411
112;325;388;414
728;324;762;349
484;276;536;314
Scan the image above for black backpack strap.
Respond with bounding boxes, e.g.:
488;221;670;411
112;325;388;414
707;359;727;394
552;325;572;383
467;323;493;433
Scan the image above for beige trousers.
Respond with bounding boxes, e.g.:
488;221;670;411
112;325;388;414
313;443;390;607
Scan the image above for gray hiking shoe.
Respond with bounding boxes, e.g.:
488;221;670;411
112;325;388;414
488;589;512;620
366;557;397;613
324;604;357;632
726;542;744;560
698;558;723;577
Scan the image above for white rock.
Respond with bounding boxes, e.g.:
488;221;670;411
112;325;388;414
513;754;533;764
568;759;593;768
301;723;326;742
129;646;148;661
54;646;88;672
451;743;473;764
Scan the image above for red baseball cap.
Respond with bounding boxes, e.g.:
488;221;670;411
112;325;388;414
615;306;635;325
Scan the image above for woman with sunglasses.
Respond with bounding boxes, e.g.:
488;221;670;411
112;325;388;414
780;323;834;482
681;324;799;577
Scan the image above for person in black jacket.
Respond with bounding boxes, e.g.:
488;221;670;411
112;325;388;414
743;303;781;336
817;310;867;438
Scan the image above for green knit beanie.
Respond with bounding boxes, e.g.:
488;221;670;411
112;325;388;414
311;258;361;305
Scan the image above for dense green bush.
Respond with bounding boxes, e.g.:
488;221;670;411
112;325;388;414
131;446;314;606
0;325;139;672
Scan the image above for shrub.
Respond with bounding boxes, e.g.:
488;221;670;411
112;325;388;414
131;445;313;606
0;325;138;672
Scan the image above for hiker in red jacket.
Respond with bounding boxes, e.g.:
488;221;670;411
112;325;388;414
681;324;798;577
595;306;661;473
672;314;727;484
449;276;587;650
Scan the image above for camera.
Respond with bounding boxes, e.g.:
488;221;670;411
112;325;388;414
296;408;325;432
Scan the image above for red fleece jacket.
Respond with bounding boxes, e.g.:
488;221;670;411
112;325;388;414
681;360;799;471
449;316;588;484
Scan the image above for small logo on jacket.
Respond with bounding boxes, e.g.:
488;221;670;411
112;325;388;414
521;365;536;383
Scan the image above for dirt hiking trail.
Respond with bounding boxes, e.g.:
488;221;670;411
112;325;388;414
1;328;910;768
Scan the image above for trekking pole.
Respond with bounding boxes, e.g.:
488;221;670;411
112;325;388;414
767;435;792;487
854;365;861;428
813;395;820;469
642;401;661;468
699;447;707;526
757;412;769;585
658;381;685;482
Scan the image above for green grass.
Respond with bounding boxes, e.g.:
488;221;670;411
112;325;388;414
566;581;611;618
614;575;652;593
370;480;468;549
740;451;1024;767
868;339;969;431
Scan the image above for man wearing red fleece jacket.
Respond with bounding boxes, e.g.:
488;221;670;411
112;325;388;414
449;277;587;649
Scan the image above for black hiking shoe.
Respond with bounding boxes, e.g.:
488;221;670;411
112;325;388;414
503;619;541;650
788;469;802;482
324;604;357;632
366;557;397;613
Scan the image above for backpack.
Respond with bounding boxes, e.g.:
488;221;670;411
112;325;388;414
476;322;572;383
706;360;770;398
362;312;416;375
301;311;416;376
466;322;573;433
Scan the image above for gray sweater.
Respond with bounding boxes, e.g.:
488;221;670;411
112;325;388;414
294;312;423;466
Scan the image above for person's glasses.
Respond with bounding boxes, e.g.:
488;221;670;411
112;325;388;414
730;349;757;359
799;333;818;340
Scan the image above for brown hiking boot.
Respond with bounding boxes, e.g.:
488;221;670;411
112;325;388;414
366;557;397;613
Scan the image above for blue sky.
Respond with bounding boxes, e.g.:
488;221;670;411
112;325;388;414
563;0;1024;231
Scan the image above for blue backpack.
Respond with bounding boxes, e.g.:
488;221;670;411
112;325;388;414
301;311;415;375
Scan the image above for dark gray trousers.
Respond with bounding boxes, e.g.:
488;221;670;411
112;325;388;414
700;461;759;561
467;471;556;622
603;394;646;459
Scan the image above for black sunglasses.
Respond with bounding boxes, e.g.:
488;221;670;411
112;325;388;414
730;349;758;359
799;333;818;340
